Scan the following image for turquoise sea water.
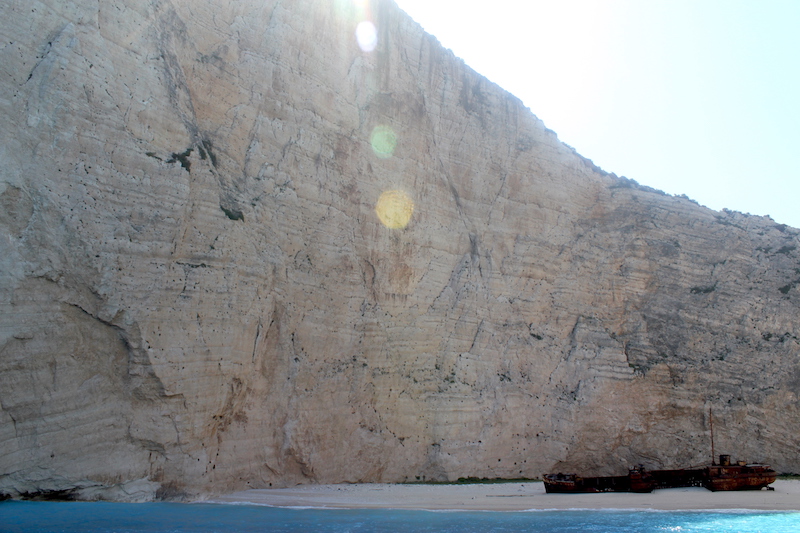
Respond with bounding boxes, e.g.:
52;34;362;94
2;502;800;533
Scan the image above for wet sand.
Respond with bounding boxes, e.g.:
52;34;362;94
210;480;800;511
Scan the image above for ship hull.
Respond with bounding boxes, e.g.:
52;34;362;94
704;465;778;491
542;474;638;493
544;459;777;494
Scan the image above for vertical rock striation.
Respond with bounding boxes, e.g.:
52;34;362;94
1;0;799;500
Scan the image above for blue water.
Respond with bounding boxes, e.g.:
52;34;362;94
2;502;799;533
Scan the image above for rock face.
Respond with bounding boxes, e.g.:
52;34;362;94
2;0;799;501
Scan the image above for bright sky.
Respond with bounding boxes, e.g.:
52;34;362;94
393;0;800;229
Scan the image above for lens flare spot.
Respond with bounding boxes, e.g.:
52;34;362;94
356;21;378;52
375;190;414;229
370;125;397;159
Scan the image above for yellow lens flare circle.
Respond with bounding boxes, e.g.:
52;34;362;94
370;125;397;159
375;190;414;229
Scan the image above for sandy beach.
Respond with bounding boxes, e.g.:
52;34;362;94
210;480;800;511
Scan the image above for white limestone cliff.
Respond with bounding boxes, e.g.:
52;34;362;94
1;0;799;501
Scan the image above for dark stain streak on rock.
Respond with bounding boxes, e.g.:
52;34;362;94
167;148;193;172
220;205;244;221
202;139;218;168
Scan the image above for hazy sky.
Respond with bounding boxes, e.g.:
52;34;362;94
393;0;800;229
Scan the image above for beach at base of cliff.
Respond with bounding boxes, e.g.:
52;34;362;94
208;480;800;511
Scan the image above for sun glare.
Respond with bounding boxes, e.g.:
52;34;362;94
356;20;378;52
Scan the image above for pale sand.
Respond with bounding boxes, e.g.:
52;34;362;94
210;480;800;511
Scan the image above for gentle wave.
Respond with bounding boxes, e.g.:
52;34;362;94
204;499;800;515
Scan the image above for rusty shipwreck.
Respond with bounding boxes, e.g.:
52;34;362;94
543;455;778;493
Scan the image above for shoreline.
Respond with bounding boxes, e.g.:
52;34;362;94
208;480;800;512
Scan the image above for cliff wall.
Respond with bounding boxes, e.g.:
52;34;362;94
2;0;799;500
